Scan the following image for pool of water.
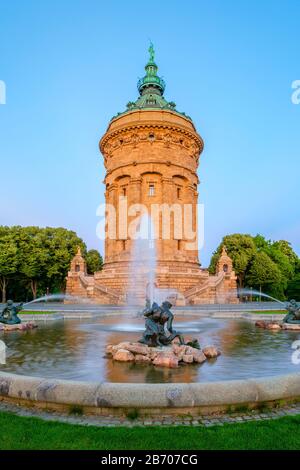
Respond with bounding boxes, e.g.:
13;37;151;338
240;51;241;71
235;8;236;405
1;315;299;383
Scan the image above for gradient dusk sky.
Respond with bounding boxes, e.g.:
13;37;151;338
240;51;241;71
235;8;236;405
0;0;299;266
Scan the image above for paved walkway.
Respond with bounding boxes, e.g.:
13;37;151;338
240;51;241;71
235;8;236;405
0;401;299;427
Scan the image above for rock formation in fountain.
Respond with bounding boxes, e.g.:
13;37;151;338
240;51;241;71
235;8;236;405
106;301;221;368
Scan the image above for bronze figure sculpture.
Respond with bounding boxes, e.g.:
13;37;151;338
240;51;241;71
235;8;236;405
283;299;300;324
139;300;200;348
0;300;23;325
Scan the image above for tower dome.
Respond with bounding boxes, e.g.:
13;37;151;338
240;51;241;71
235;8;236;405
112;44;191;120
137;43;166;96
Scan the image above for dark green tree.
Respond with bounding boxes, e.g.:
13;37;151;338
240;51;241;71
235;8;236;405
246;251;283;299
0;227;19;302
86;249;103;274
209;234;256;288
210;233;299;300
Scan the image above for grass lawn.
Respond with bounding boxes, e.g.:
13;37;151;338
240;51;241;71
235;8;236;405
0;411;300;450
250;311;284;314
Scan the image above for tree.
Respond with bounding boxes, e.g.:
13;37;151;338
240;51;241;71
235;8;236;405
246;251;283;299
209;233;299;300
286;259;300;301
42;227;86;292
18;227;48;299
0;227;18;303
286;274;300;301
9;226;86;300
209;234;256;288
86;249;103;274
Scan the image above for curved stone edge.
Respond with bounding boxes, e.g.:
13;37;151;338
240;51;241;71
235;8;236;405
0;371;300;410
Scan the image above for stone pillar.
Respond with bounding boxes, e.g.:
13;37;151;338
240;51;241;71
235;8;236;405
127;177;142;255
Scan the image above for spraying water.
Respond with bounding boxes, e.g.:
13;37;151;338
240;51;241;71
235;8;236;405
23;293;93;306
127;213;157;306
126;214;180;307
237;288;286;306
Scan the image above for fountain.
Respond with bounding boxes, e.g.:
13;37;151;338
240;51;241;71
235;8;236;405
127;214;157;306
239;288;300;330
106;300;220;368
0;299;37;331
282;299;300;324
127;214;180;307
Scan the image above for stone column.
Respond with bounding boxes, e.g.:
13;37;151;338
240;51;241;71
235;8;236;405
127;177;142;255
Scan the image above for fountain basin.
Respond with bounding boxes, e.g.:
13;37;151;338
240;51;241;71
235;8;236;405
1;315;300;383
0;370;300;416
1;314;300;416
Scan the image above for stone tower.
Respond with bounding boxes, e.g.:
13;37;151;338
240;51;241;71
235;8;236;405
66;46;238;305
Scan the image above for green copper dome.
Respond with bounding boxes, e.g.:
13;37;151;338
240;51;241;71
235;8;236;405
111;44;191;121
137;43;166;95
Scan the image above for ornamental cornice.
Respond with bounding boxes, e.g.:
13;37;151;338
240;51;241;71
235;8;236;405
99;121;204;156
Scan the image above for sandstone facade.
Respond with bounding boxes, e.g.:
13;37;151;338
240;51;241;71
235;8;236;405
66;48;238;305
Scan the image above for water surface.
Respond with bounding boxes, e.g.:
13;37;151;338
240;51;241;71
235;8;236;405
1;315;299;383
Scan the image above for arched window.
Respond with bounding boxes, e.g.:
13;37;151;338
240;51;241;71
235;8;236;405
75;264;80;272
223;264;229;273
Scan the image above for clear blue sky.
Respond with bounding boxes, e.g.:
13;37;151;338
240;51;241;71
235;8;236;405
0;0;299;266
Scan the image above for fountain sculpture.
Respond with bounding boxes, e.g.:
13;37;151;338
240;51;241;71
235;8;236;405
139;300;199;348
255;298;300;330
0;299;37;331
0;300;22;325
106;300;219;368
283;299;300;324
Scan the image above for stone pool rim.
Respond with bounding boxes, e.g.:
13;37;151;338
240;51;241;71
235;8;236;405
0;370;300;416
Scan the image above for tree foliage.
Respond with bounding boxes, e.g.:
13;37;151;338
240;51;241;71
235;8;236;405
86;249;103;274
209;233;299;300
0;226;102;302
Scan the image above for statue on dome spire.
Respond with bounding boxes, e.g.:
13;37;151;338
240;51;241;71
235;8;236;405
148;42;155;62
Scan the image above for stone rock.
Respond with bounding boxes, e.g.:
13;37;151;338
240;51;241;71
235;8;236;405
184;345;207;363
184;346;198;355
107;340;220;368
135;354;152;364
182;354;193;363
124;343;150;356
148;347;160;360
172;344;187;360
153;352;179;368
105;344;113;355
255;320;267;328
3;324;19;331
266;323;281;330
202;346;221;359
2;322;38;332
111;342;150;356
282;323;300;330
113;349;134;362
111;342;131;353
192;350;207;363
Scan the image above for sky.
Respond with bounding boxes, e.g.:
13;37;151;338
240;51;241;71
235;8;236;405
0;0;299;266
